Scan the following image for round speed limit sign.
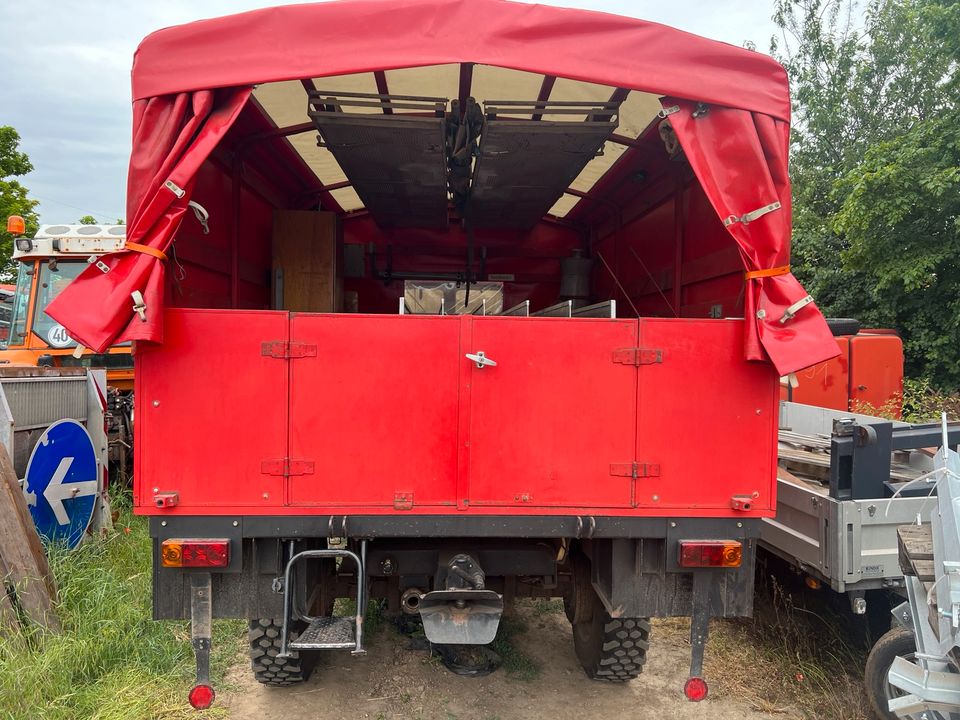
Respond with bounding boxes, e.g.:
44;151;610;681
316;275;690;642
47;324;74;348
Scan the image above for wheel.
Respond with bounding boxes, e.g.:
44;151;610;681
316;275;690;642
865;626;915;720
825;317;861;337
249;619;312;686
570;560;650;682
563;554;593;625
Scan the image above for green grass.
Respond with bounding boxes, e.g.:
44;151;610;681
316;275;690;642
0;504;243;720
488;613;540;681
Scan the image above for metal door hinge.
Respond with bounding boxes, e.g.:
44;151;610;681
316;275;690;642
612;348;663;366
610;462;660;478
261;341;317;359
261;458;315;477
393;492;414;510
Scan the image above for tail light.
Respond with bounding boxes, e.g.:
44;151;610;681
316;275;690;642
678;540;742;568
160;538;230;568
188;684;215;709
684;676;708;701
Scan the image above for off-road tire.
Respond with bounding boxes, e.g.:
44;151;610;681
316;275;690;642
826;317;861;337
570;564;650;682
249;619;312;686
865;626;915;720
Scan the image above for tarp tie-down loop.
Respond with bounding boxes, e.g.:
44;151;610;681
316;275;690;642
124;242;169;262
723;200;782;227
744;264;790;280
131;290;148;322
780;295;814;324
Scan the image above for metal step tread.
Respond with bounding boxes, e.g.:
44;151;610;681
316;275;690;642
290;616;356;650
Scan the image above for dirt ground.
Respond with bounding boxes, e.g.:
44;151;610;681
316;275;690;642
220;604;786;720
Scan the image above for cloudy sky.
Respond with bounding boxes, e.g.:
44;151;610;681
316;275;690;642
0;0;781;225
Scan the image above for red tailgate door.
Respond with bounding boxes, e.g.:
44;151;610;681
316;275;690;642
634;319;779;513
136;309;290;509
288;314;460;508
466;316;638;509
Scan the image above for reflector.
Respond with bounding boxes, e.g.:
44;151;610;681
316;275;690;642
684;676;708;702
160;539;230;568
188;684;216;709
678;540;742;568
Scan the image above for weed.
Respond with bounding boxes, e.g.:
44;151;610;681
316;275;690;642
662;571;871;720
530;598;564;617
489;614;540;681
0;508;243;720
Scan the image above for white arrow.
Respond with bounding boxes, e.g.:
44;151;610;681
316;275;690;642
43;457;98;525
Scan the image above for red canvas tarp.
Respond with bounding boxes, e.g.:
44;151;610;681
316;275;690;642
46;0;839;374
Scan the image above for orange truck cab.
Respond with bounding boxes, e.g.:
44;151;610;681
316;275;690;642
1;220;134;391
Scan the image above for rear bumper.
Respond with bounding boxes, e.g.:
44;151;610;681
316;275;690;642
150;514;760;541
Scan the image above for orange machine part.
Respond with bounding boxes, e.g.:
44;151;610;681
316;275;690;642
781;333;903;418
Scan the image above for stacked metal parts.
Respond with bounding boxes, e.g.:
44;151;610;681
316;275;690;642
307;90;621;230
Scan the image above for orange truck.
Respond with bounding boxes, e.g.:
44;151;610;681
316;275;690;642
2;217;133;390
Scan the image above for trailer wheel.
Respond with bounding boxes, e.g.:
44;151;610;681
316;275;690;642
571;575;650;682
249;619;312;686
865;626;915;720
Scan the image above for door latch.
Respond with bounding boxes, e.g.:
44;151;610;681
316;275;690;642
466;351;497;369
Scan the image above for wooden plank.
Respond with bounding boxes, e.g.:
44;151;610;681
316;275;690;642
272;210;340;313
898;524;934;581
0;443;59;632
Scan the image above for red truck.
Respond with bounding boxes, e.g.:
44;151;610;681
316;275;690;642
48;0;840;708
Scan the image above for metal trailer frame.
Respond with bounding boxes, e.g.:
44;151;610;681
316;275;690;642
887;443;960;717
761;402;959;612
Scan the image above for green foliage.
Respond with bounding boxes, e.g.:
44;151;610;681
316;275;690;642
78;215;97;225
0;510;242;720
773;0;960;388
0;127;39;273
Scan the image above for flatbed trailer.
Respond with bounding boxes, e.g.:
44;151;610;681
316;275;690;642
762;402;958;612
46;0;841;710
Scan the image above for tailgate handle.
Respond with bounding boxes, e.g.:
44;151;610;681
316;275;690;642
466;351;497;369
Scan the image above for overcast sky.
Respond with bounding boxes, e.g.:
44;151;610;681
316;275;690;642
0;0;780;225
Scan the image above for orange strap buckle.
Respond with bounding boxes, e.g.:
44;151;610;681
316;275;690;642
745;264;790;280
125;241;168;262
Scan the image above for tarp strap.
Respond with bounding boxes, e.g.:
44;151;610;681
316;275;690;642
745;264;790;280
131;290;148;322
780;295;815;324
723;200;782;227
125;242;168;262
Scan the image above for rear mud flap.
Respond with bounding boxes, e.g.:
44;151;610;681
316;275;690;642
419;589;503;645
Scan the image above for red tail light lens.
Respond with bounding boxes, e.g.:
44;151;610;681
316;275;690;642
188;683;216;709
684;676;708;701
678;540;742;568
161;539;230;568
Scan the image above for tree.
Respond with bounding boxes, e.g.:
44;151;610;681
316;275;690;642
78;215;97;225
0;126;39;270
773;0;960;388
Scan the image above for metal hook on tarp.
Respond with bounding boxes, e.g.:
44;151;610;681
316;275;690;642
779;295;814;324
188;201;210;235
131;290;147;322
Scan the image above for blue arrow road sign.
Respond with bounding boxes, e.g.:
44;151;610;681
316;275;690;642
23;419;99;549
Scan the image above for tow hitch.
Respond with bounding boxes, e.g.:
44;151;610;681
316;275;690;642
188;573;216;710
419;554;503;645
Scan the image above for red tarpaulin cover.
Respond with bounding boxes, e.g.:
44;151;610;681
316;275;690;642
47;0;839;374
